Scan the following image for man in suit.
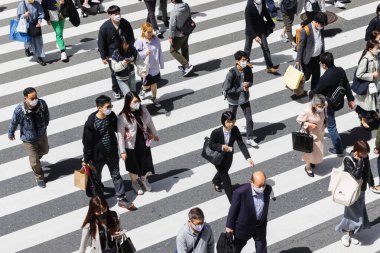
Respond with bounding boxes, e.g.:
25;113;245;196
295;12;326;93
226;171;272;253
244;0;279;74
209;111;254;203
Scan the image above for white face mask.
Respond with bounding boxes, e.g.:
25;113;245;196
253;185;265;194
131;102;140;111
28;99;38;107
103;108;112;116
113;14;122;22
254;0;262;5
316;25;324;31
315;108;324;113
190;223;204;232
239;60;247;68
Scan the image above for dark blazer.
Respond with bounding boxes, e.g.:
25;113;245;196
209;126;251;169
296;23;325;64
245;0;275;38
226;183;272;241
365;16;380;41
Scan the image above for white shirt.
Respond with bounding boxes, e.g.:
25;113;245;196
254;2;262;15
312;25;323;57
223;129;231;145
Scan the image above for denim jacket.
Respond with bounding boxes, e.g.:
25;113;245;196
8;99;50;143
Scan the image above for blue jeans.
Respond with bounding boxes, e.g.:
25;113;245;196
266;0;279;18
327;108;343;153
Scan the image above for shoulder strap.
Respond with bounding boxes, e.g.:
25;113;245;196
343;155;356;170
188;227;205;253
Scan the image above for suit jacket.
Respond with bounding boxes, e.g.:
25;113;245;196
245;0;275;38
209;126;251;169
226;183;272;241
296;23;325;64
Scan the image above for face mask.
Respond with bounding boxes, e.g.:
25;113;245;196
253;185;265;194
315;108;324;113
113;15;121;22
96;212;107;221
190;223;204;232
103;108;112;116
28;99;38;107
316;25;323;31
254;0;262;5
239;60;247;68
131;102;140;111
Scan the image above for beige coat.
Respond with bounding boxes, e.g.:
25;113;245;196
296;105;326;164
78;224;102;253
117;106;158;152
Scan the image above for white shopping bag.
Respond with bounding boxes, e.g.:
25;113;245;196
16;17;28;34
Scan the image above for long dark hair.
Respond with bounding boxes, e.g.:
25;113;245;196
81;196;119;239
119;91;142;123
358;40;378;63
117;36;130;57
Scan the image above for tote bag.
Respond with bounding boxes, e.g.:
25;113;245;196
16;17;28;34
9;19;31;42
74;167;87;190
201;136;225;166
283;65;305;95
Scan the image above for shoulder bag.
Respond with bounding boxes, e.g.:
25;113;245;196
201;136;225;166
115;234;136;253
292;122;313;153
351;58;373;95
23;1;42;37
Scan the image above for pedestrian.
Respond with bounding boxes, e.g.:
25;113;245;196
335;140;376;247
222;50;259;148
17;0;46;66
296;94;327;177
111;36;141;96
354;40;380;129
168;0;194;77
307;52;355;157
176;207;215;253
135;22;164;107
143;0;162;38
295;12;326;93
299;0;326;26
98;5;135;99
82;95;137;211
41;0;68;62
209;111;254;203
117;91;159;195
365;3;380;41
373;129;380;193
8;87;49;188
244;0;279;74
157;0;169;27
78;196;126;253
225;171;272;253
279;0;298;49
266;0;282;21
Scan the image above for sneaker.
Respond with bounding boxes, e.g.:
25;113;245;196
37;57;46;66
132;182;144;195
92;0;100;3
350;237;360;245
61;51;68;62
246;139;259;147
281;33;289;43
113;91;121;99
25;48;33;57
139;177;152;192
82;2;91;8
36;179;46;188
118;198;137;211
328;148;344;157
334;1;345;8
371;185;380;194
272;16;282;22
183;64;194;76
341;234;350;247
291;41;297;51
266;66;279;74
152;97;161;107
139;89;146;99
178;65;185;73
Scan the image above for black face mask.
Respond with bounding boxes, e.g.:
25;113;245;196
96;212;107;221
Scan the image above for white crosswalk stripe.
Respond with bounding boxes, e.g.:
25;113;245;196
0;0;380;253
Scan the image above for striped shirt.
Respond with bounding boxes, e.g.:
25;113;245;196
94;116;111;153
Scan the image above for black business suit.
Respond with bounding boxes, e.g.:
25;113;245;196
226;183;272;253
209;126;251;202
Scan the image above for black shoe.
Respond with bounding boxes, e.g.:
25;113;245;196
304;167;314;177
37;57;46;66
328;148;344;157
290;91;307;100
213;184;222;192
118;198;137;211
157;15;163;21
36;179;46;188
25;48;33;57
164;20;169;27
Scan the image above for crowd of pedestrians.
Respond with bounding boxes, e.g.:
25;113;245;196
7;0;380;252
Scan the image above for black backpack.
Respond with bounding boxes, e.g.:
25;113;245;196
328;68;346;111
281;0;297;14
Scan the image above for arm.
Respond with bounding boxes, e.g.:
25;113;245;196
226;190;242;230
356;58;373;81
364;157;375;187
296;27;307;62
342;70;355;102
376;128;380;150
82;125;93;164
117;115;127;154
36;2;45;23
43;101;50;126
144;108;158;137
234;127;251;160
125;21;135;45
244;4;257;39
158;39;164;69
176;227;188;253
209;129;223;152
207;225;215;253
41;0;50;21
223;70;244;95
111;57;128;72
98;28;107;60
134;39;147;59
8;108;20;139
78;226;91;253
308;74;328;99
343;157;363;180
168;7;177;38
365;18;376;41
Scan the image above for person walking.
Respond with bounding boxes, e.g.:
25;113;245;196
307;52;355;157
143;0;162;37
354;40;380;129
365;4;380;41
135;22;164;107
266;0;282;21
225;171;272;253
176;207;215;253
209;111;254;203
279;0;298;49
98;5;135;99
82;95;137;211
335;140;376;247
17;0;46;66
117;91;159;195
8;87;49;188
168;0;194;77
244;0;279;74
78;196;126;253
296;94;327;177
41;0;68;62
222;50;259;148
299;0;326;26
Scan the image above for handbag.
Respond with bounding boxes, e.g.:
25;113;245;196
16;17;28;34
179;18;196;35
23;1;42;37
216;232;235;253
328;156;363;206
116;234;136;253
351;58;371;95
283;65;305;95
74;166;87;190
9;19;31;42
201;136;225;166
292;123;313;153
135;54;150;78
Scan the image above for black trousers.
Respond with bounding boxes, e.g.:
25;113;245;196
144;0;159;31
108;60;120;93
229;101;254;139
212;162;233;203
244;34;274;68
158;0;168;21
302;56;320;91
234;236;267;253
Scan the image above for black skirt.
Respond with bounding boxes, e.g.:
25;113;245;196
143;73;161;86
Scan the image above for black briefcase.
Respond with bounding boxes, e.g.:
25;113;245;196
292;124;313;153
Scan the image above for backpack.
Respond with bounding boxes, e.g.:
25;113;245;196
327;68;346;111
281;0;297;14
295;25;310;52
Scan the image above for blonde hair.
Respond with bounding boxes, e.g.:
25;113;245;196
141;22;154;38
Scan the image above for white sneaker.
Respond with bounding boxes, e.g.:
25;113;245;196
132;182;144;195
61;51;68;62
334;1;345;8
139;89;146;99
247;139;259;147
350;237;359;245
281;33;289;43
139;177;152;192
341;234;350;247
183;64;194;76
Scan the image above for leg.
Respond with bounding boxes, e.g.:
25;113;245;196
108;60;120;93
51;20;66;51
159;0;168;21
170;36;189;67
92;160;106;181
212;167;222;186
23;141;44;180
327;108;344;153
240;102;254;139
233;237;248;253
228;104;238;118
254;234;268;253
219;169;233;203
106;156;126;197
117;79;130;97
259;34;274;68
144;0;159;31
180;35;190;63
283;13;295;42
244;35;254;60
129;71;137;92
150;83;158;98
266;0;278;18
310;57;321;90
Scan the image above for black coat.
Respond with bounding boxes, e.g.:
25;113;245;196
344;153;375;192
365;16;380;41
245;0;275;38
209;126;251;170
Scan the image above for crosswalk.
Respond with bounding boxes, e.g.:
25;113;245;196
1;0;380;252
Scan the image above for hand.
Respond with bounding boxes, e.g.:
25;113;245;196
59;0;65;4
153;136;159;142
243;82;249;88
375;148;379;155
122;59;130;65
168;37;173;45
222;145;229;152
226;227;234;234
348;100;356;110
247;158;254;167
294;61;300;67
373;71;379;78
102;58;108;65
254;36;262;44
81;162;90;167
23;11;30;17
243;86;249;92
8;136;15;141
35;22;41;28
121;153;127;161
307;123;317;130
146;48;151;55
47;20;52;26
